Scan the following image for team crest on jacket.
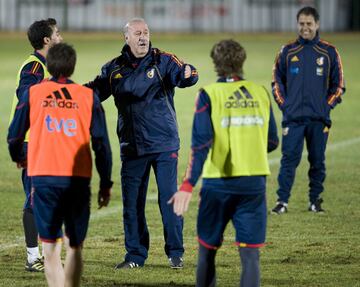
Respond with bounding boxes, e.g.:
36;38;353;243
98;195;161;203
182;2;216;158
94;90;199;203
147;68;155;79
290;67;299;74
282;127;289;136
316;67;323;76
316;57;324;66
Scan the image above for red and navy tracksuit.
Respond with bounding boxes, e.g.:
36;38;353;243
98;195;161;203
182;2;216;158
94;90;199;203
272;33;345;204
15;52;47;210
180;77;279;248
86;44;198;265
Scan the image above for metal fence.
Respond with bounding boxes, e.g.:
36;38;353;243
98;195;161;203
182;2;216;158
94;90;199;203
0;0;357;32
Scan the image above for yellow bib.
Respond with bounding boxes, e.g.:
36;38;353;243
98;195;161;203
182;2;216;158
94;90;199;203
202;81;271;178
9;55;49;142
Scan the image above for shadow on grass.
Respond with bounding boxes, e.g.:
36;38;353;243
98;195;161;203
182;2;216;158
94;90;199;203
109;284;193;287
83;263;196;286
82;278;194;287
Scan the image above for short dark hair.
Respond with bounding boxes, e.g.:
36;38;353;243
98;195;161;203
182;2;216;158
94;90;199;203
296;6;319;22
47;43;76;78
210;39;246;77
27;18;57;50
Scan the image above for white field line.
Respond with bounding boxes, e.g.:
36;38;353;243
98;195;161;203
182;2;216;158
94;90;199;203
89;193;158;220
0;237;25;251
1;137;359;251
2;234;360;252
91;136;360;222
268;136;360;166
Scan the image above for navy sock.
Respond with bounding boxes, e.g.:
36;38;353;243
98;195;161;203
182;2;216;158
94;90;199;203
23;208;38;248
196;244;216;287
239;247;260;287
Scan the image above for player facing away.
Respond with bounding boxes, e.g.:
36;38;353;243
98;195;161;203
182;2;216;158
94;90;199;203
8;18;62;272
169;39;279;287
8;43;113;287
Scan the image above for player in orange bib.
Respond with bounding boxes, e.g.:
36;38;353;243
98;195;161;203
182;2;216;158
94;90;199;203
8;43;113;287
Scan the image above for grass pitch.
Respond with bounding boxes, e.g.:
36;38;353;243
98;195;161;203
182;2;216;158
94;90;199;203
0;32;359;286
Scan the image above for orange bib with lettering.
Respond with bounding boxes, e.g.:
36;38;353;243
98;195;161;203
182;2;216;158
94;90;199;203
28;81;94;178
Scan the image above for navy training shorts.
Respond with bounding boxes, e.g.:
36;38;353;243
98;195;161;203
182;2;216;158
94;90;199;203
197;188;267;249
32;184;91;247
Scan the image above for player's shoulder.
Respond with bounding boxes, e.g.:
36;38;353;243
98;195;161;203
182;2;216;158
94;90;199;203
241;79;267;92
20;60;45;76
29;78;52;90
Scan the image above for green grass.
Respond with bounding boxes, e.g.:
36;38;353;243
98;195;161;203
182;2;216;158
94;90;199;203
0;32;360;286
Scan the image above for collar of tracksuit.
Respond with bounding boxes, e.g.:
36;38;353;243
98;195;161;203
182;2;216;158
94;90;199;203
48;77;74;84
217;75;244;83
121;43;154;68
297;33;320;45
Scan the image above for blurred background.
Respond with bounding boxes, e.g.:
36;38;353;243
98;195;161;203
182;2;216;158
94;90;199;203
1;0;359;32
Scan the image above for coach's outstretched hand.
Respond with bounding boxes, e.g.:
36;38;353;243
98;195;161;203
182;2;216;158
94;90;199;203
184;64;191;79
168;190;192;216
98;187;111;209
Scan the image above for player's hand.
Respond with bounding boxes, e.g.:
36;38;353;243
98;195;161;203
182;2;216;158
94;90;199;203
16;160;27;169
168;190;192;216
98;187;111;209
184;65;191;79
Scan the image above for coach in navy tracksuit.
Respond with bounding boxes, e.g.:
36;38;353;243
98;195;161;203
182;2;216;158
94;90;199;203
271;6;345;214
86;18;198;268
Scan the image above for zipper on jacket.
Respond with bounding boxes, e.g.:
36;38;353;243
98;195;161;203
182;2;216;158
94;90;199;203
301;46;305;118
153;65;179;132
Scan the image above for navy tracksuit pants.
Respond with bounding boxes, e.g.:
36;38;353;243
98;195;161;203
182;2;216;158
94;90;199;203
277;120;329;204
121;151;184;265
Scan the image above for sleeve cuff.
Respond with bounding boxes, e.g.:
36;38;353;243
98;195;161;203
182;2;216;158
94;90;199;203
100;179;113;189
179;180;193;193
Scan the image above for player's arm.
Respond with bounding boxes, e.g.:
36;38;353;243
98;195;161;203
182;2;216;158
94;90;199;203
268;104;279;153
327;47;345;109
90;93;113;208
16;62;45;99
8;90;30;165
168;89;213;216
271;47;287;109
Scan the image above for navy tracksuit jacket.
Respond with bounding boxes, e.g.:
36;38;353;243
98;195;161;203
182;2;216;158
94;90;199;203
272;34;345;203
87;44;198;157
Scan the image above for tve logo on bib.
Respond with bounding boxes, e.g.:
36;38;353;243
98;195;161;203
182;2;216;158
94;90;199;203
45;115;77;137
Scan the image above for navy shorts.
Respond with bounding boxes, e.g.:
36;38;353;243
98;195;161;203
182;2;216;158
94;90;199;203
32;184;91;247
197;189;267;249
